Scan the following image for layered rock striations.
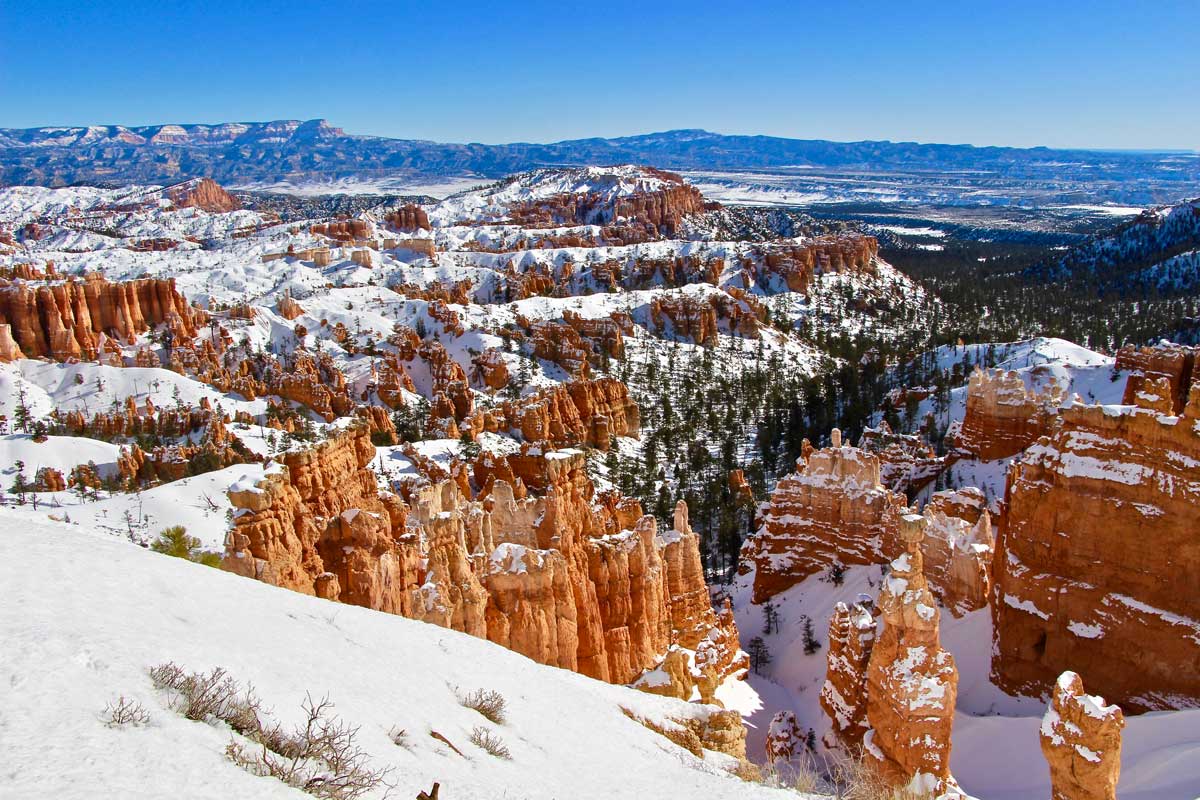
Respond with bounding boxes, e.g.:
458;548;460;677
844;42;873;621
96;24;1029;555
955;366;1065;460
858;421;943;496
863;515;959;791
742;430;906;603
166;178;241;213
993;380;1200;711
1040;671;1125;800
0;274;202;361
1115;341;1195;414
225;424;743;697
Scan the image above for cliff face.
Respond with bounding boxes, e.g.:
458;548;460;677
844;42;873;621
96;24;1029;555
743;235;878;293
955;366;1064;460
742;431;906;603
225;425;743;697
992;380;1200;711
1040;671;1125;800
0;274;202;361
503;377;640;451
864;516;959;791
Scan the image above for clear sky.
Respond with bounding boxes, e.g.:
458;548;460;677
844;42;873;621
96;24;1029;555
1;0;1196;150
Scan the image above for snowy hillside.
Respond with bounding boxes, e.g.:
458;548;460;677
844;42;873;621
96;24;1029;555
0;515;802;800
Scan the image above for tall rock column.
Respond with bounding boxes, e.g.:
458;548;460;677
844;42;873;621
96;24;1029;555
863;513;959;792
819;601;876;749
1040;671;1125;800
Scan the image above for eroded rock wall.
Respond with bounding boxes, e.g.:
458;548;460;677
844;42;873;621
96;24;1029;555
993;385;1200;711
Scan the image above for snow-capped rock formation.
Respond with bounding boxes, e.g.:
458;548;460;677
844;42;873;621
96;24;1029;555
954;366;1065;460
819;601;876;749
863;514;959;792
225;424;746;700
1040;671;1125;800
858;420;944;495
994;354;1200;711
919;488;993;617
0;274;202;361
741;430;906;603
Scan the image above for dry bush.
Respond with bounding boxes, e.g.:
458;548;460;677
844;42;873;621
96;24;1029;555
619;706;703;757
457;687;507;725
829;750;933;800
467;726;511;760
102;695;150;728
388;726;410;749
226;694;392;800
754;757;830;794
148;662;262;734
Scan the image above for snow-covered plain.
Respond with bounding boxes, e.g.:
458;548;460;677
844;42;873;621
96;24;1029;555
0;516;804;800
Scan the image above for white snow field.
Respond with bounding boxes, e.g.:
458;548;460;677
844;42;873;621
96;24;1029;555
0;515;805;800
723;565;1200;800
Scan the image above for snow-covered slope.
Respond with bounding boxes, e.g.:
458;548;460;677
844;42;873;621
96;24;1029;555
0;515;800;800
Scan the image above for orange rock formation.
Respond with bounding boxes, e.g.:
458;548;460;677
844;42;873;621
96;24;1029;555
993;377;1200;711
955;367;1064;460
1040;671;1125;800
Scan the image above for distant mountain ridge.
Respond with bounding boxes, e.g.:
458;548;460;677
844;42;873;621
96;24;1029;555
2;119;1198;203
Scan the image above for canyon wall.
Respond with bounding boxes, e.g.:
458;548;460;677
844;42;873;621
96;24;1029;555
955;366;1064;460
225;423;744;699
993;377;1200;711
0;274;202;361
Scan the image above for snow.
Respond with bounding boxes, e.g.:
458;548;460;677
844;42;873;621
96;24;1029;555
0;516;803;800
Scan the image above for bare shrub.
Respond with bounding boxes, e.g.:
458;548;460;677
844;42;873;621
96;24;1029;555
457;687;507;724
102;695;150;728
148;662;261;734
388;726;409;749
829;750;931;800
467;725;511;760
226;694;391;800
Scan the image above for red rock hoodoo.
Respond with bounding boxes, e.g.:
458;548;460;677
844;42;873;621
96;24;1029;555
167;178;241;213
1040;671;1125;800
955;367;1065;460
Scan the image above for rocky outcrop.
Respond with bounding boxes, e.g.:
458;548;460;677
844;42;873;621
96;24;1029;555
742;431;905;603
864;515;958;791
0;274;202;361
384;204;431;233
1115;342;1196;414
504;378;639;450
1041;671;1125;800
167;178;241;213
955;367;1064;460
820;601;876;749
276;294;305;320
506;169;709;238
649;294;718;346
858;422;943;496
765;710;804;769
225;426;742;699
919;488;994;617
744;235;878;293
992;383;1200;711
0;323;24;361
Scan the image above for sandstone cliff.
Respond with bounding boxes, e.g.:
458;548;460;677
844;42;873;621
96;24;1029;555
1040;671;1125;800
955;366;1064;460
225;425;743;700
919;488;994;617
0;274;203;362
167;178;241;213
993;375;1200;711
742;430;906;603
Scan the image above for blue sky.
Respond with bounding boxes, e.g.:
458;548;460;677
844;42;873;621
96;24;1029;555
1;0;1196;149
